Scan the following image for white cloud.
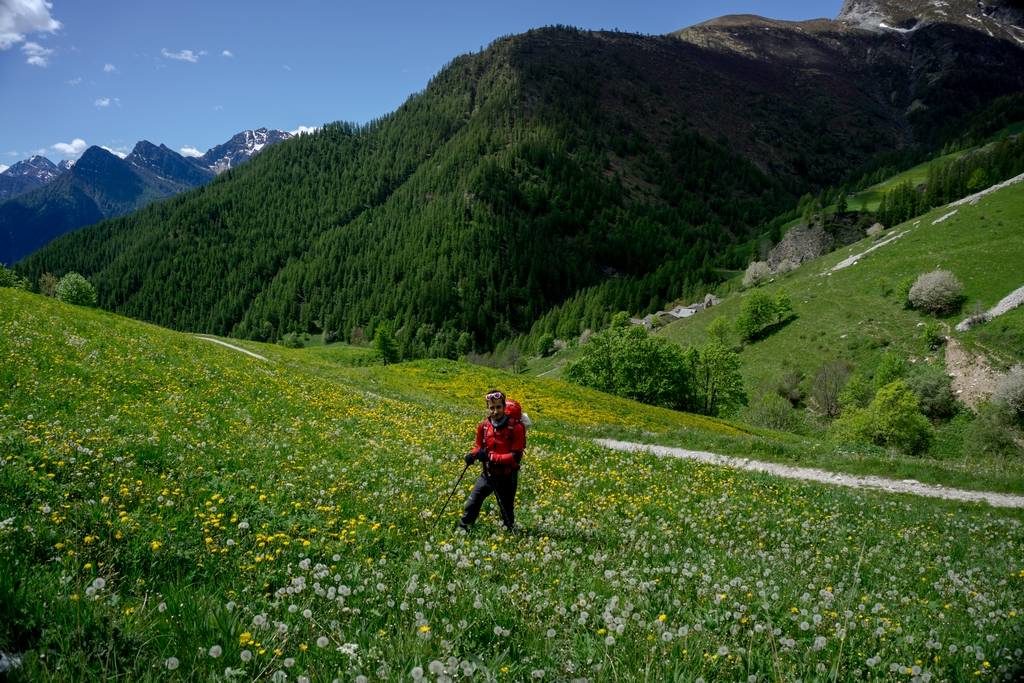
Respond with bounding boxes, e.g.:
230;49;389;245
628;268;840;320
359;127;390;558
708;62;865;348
0;0;62;50
94;97;110;107
66;76;81;85
0;164;8;174
221;49;233;58
282;64;291;71
161;47;200;63
100;146;128;159
103;63;116;73
51;138;87;157
212;104;224;111
179;146;203;158
22;40;52;66
290;125;319;136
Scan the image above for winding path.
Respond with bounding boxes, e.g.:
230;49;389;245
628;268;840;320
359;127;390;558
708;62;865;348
596;439;1024;508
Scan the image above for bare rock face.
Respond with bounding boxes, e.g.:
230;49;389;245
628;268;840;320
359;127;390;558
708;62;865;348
767;224;834;271
837;0;1024;42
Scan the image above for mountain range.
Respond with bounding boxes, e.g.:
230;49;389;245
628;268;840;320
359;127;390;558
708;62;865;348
0;128;291;264
16;0;1024;354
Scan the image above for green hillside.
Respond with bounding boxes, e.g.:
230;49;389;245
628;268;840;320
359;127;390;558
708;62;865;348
659;180;1024;384
2;288;1024;680
18;24;1024;358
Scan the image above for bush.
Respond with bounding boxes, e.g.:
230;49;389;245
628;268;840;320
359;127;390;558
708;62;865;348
873;352;908;390
38;272;59;297
811;361;849;418
691;341;747;417
0;265;29;290
866;223;885;239
775;368;805;407
907;270;964;315
919;321;945;351
565;324;696;411
742;261;771;288
832;380;933;455
906;365;958;420
281;332;305;348
535;333;556;358
963;402;1022;458
736;291;794;342
743;392;805;433
54;272;97;306
993;365;1024;424
839;372;874;411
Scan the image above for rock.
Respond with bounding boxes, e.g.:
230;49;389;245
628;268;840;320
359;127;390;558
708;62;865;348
703;293;722;308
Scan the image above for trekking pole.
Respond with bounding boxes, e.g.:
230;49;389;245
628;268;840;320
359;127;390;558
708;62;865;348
433;460;471;530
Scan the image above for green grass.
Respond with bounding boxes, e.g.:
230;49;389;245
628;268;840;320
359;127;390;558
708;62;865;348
2;288;1024;681
655;180;1024;478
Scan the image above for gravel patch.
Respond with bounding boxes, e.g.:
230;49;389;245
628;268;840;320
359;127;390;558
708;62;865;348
956;283;1024;331
596;438;1024;508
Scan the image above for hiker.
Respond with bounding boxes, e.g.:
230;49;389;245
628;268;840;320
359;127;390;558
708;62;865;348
456;389;527;532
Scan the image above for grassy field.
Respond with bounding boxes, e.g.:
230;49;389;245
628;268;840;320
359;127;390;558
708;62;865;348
2;288;1024;681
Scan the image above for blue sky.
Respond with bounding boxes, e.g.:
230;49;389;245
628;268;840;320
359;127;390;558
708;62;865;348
0;1;842;169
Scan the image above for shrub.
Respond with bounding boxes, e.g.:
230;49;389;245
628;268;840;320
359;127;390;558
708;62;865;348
743;392;805;433
281;332;305;348
535;333;556;358
811;361;849;418
993;365;1024;424
565;324;696;411
919;321;945;351
54;272;97;306
873;352;908;390
742;261;771;288
775;368;805;407
963;403;1022;458
775;258;799;275
906;365;958;420
866;223;885;239
0;265;29;290
736;291;794;342
706;316;735;349
832;380;933;455
839;372;874;410
38;272;59;297
907;270;964;315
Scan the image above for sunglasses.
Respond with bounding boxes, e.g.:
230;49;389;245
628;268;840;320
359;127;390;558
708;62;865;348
485;391;505;402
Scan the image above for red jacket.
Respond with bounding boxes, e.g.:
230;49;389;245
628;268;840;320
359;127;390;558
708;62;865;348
473;416;526;476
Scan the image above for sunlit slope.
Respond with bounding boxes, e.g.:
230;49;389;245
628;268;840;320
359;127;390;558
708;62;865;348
661;180;1024;390
2;289;1024;681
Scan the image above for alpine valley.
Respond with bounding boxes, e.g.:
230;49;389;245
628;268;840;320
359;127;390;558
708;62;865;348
14;0;1024;354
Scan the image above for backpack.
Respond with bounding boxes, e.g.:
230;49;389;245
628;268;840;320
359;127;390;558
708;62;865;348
504;399;532;430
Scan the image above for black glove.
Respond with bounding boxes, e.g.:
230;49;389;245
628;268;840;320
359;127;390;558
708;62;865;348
476;448;490;463
464;452;475;465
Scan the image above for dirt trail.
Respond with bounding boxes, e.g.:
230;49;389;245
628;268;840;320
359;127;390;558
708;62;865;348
944;337;999;409
596;439;1024;508
194;335;269;361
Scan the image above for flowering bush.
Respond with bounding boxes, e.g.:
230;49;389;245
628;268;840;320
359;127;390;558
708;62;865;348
55;272;97;306
907;270;964;315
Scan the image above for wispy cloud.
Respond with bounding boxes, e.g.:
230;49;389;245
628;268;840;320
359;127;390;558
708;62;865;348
0;0;62;50
161;48;201;63
103;63;117;73
179;146;203;158
290;125;319;136
221;49;233;58
66;76;82;86
51;138;87;157
94;96;120;108
22;40;53;67
282;64;291;71
212;104;224;111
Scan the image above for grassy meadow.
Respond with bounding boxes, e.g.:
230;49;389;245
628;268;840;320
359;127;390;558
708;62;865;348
2;288;1024;681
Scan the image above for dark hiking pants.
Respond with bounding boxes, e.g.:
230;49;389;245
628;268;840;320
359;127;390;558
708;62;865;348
460;471;518;530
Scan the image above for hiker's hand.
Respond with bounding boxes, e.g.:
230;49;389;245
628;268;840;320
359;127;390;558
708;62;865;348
464;452;475;465
476;448;490;463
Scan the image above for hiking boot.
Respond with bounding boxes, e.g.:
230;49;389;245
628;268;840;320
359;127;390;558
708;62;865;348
453;521;470;533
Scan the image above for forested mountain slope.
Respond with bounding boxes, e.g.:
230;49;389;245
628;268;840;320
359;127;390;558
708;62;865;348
19;20;1024;353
